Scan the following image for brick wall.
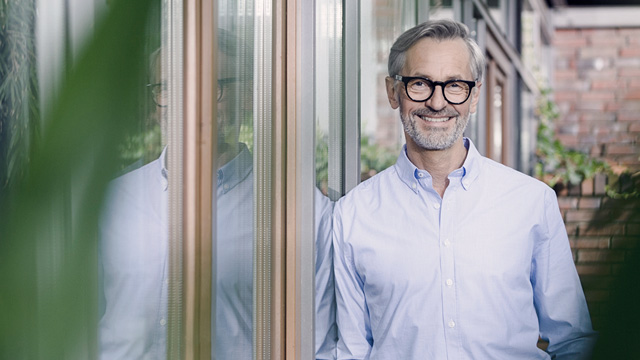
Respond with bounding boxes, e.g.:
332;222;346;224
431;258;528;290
553;27;640;170
553;26;640;329
556;178;640;329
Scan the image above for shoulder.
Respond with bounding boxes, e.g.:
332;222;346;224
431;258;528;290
336;165;398;209
478;156;550;193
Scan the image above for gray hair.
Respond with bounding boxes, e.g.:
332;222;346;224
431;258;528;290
388;19;485;81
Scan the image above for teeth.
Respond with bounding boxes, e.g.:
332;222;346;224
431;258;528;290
418;115;451;122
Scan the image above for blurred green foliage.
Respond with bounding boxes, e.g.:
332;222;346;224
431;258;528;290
535;88;640;199
535;89;608;187
0;0;154;358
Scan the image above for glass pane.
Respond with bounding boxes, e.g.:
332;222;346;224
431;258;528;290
215;1;255;358
487;0;508;34
360;1;415;181
429;0;455;21
98;0;180;358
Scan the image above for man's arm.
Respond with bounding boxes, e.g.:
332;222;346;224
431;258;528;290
532;187;598;359
332;203;373;360
315;188;337;360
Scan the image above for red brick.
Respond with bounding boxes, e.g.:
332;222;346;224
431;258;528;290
607;144;637;155
618;111;639;122
584;68;617;80
577;249;625;262
576;102;606;111
555;47;578;58
555;69;578;80
566;223;579;236
629;122;640;132
620;67;640;77
578;197;602;209
589;36;626;47
620;101;640;112
580;47;618;59
605;102;620;112
554;91;579;102
576;264;611;276
628;78;640;89
620;47;640;57
611;236;640;249
582;29;618;37
624;90;640;100
580;112;616;122
556;134;579;147
581;92;616;101
579;223;624;236
554;36;587;47
580;179;594;195
620;29;640;36
591;79;620;90
572;237;611;249
566;209;601;222
558;196;579;210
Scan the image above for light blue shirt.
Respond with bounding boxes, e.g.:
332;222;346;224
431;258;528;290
332;138;597;360
99;145;336;359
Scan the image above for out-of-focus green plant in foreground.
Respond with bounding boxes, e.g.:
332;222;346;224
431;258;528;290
0;0;153;358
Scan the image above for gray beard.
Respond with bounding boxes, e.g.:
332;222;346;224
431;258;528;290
400;105;469;150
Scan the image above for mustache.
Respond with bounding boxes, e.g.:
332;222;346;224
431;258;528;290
412;108;459;118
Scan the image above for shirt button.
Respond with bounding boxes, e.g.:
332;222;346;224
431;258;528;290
418;172;424;178
412;183;417;189
433;203;441;209
448;320;456;328
444;239;451;247
160;318;167;326
223;184;229;190
446;279;453;287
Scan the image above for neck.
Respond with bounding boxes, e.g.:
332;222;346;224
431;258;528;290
405;137;468;197
217;142;242;168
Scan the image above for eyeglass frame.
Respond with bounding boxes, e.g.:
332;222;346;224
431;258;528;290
394;75;477;105
146;77;240;107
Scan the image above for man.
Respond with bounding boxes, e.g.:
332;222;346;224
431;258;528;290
332;19;596;359
99;29;336;359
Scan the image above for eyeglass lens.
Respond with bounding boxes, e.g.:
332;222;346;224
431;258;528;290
406;78;471;104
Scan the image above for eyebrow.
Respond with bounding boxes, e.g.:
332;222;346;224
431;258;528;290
410;73;470;81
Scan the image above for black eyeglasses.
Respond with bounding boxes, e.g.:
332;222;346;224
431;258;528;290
217;77;238;102
394;75;476;105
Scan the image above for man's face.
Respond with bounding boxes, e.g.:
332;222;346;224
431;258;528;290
217;51;243;152
385;38;481;151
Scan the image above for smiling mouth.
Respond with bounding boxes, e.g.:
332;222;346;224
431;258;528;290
417;114;454;123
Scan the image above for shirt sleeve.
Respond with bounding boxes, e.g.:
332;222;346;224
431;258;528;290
532;187;598;359
315;188;337;360
332;202;373;360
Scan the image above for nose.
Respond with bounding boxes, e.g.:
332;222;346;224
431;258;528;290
425;84;447;111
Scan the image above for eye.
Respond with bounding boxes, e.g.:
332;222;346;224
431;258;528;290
409;78;430;89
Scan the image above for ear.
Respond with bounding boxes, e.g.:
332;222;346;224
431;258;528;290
469;81;482;114
385;76;400;109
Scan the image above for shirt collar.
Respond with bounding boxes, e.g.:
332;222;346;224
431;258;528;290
217;143;253;194
394;137;481;192
159;146;168;191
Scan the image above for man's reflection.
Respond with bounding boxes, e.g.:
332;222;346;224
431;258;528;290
98;29;336;360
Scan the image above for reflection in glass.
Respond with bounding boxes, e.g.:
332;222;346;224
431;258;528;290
213;24;254;359
360;1;414;181
98;39;172;360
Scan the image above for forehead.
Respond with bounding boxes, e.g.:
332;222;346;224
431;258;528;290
403;37;472;79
